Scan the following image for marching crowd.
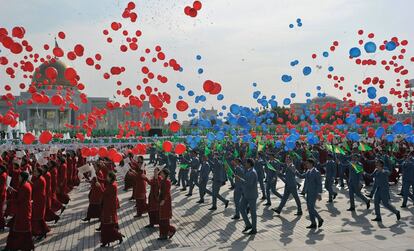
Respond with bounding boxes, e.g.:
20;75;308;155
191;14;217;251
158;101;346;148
0;138;413;250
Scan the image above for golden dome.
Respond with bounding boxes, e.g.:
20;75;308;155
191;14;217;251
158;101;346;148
31;58;73;89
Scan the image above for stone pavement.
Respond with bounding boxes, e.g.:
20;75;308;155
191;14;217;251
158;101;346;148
1;162;414;251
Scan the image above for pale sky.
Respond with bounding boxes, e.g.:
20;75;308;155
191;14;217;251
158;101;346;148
0;0;413;121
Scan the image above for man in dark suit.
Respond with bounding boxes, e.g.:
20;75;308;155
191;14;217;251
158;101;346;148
321;154;338;202
369;159;401;221
273;154;302;215
297;159;324;229
240;158;258;235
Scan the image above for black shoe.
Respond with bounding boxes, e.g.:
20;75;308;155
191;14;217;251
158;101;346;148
185;193;192;197
196;200;204;204
81;218;90;222
118;236;123;244
242;226;252;233
272;208;281;214
366;200;371;210
318;219;324;228
168;229;176;239
401;204;407;208
229;186;235;190
371;218;382;222
180;188;186;191
397;192;403;196
224;200;229;209
208;207;217;211
60;206;66;215
396;211;401;221
96;227;101;231
328;199;333;203
295;211;303;216
306;224;317;229
54;218;59;224
333;193;337;200
297;184;301;189
347;207;355;211
231;215;240;220
247;229;257;235
264;202;271;206
101;243;109;247
260;196;266;201
144;224;154;228
157;236;168;240
134;214;142;218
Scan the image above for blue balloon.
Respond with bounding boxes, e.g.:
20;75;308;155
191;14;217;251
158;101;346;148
385;134;395;142
303;66;312;76
221;105;227;110
196;55;202;60
230;104;240;115
364;42;377;53
375;127;385;138
296;18;302;23
385;41;397;51
289;24;294;28
328;66;334;72
188;90;194;96
290;60;299;66
283;98;291;106
378;96;388;104
403;124;413;135
253;91;261;99
281;74;292;82
349;47;361;58
179;67;183;72
297;22;302;27
290;93;296;98
206;132;215;141
392;121;404;134
322;51;329;57
367;87;377;99
252;82;257;87
173;113;177;120
217;94;224;100
198;68;203;74
306;92;311;97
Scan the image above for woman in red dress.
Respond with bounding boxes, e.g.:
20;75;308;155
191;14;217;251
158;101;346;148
142;167;161;228
82;165;104;222
31;166;50;240
158;168;176;240
100;172;124;247
49;160;66;216
5;171;35;251
43;166;60;223
133;156;147;218
56;156;70;205
5;162;21;218
0;164;7;231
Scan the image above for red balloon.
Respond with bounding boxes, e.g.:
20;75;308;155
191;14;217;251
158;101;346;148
162;141;173;152
51;94;63;106
169;121;181;132
74;44;84;56
11;26;25;39
112;152;123;163
97;147;108;158
189;8;198;17
81;147;91;157
39;130;53;144
22;132;36;144
209;82;222;95
174;143;187;155
203;80;214;92
193;1;202;10
64;67;77;81
176;100;189;112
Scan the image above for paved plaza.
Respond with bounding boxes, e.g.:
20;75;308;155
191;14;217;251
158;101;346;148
1;162;414;251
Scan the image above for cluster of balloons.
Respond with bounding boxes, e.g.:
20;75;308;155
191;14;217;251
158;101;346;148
289;18;303;29
184;1;202;18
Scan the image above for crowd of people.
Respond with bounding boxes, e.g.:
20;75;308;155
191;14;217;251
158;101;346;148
0;137;413;250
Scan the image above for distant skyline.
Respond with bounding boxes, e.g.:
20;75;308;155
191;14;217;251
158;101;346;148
1;0;413;121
